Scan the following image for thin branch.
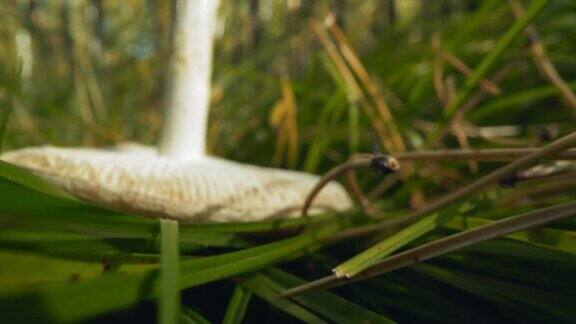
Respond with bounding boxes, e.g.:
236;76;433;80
432;34;449;108
367;173;400;200
309;19;394;152
353;148;576;162
301;155;399;217
499;162;576;187
426;0;550;145
507;0;576;117
344;170;378;217
430;61;516;148
368;147;576;199
325;14;406;153
286;136;576;297
442;50;501;95
327;131;576;249
302;160;370;217
320;15;427;207
500;176;576;206
282;201;576;297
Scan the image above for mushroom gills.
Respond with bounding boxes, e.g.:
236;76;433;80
1;145;352;223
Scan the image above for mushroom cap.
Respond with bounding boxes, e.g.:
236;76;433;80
1;145;352;223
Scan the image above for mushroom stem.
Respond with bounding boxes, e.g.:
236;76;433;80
160;0;220;160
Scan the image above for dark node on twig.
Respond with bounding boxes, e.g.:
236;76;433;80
537;126;557;143
499;162;575;188
525;32;537;46
499;173;521;188
371;154;401;175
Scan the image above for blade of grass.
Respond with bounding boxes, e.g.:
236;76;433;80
348;100;359;155
448;0;502;48
0;180;250;252
222;285;252;324
0;249;110;296
158;219;179;324
326;16;406;152
445;216;576;255
303;90;347;172
0;158;343;237
416;264;576;320
262;268;395;323
281;203;472;297
333;130;576;277
470;81;576;121
0;222;347;322
0;103;13;154
180;306;210;324
241;275;327;323
0;228;163;262
336;201;576;284
0;160;73;199
427;0;551;145
508;0;576;116
335;203;473;277
466;239;576;264
443;254;576;297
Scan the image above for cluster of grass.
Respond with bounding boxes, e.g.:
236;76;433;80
1;0;576;322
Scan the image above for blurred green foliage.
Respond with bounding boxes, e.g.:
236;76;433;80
1;0;576;322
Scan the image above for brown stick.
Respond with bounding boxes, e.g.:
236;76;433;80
507;0;576;116
351;148;576;162
282;201;576;297
327;132;576;245
302;159;371;217
344;170;378;217
442;50;501;95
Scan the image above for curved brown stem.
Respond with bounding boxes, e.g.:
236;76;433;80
344;170;377;217
328;132;576;245
302;155;400;217
302;159;371;217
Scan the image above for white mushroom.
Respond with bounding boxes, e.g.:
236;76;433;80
1;0;351;223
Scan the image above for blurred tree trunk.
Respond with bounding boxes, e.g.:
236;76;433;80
90;0;108;104
23;0;49;85
372;0;396;35
91;0;105;55
246;0;261;49
150;0;176;114
441;0;453;18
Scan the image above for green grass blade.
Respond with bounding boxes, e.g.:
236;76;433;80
159;219;179;324
417;264;576;320
180;306;210;324
428;0;551;142
0;228;162;262
348;100;360;155
444;253;576;297
0;250;110;296
0;223;344;322
445;216;576;255
335;203;472;277
0;104;12;153
222;285;252;324
303;91;346;172
0;175;338;237
265;268;395;323
241;274;327;323
470;81;576;121
0;161;73;199
467;239;576;264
